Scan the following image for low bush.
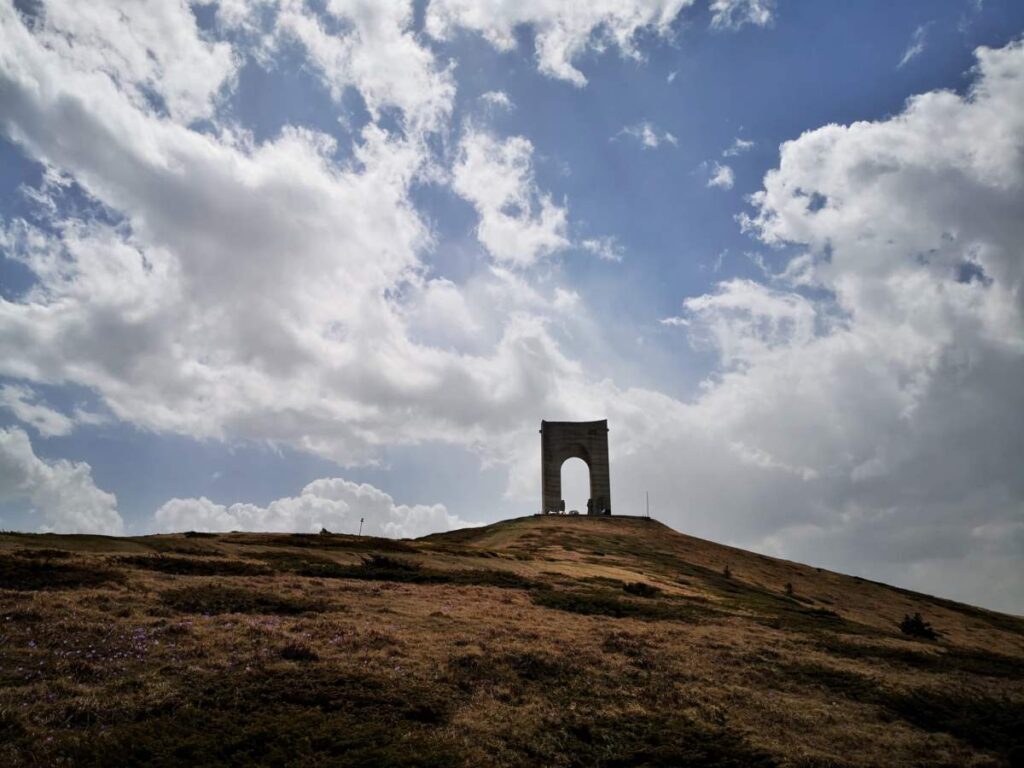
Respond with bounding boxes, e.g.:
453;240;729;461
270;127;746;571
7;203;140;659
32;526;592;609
280;641;319;662
623;581;661;598
899;612;939;640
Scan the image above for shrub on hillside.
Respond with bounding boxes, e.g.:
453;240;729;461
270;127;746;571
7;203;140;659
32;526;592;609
899;612;938;640
623;582;661;598
280;641;320;662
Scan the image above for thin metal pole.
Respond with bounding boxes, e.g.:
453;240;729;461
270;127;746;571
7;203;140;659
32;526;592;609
358;517;364;536
645;491;650;518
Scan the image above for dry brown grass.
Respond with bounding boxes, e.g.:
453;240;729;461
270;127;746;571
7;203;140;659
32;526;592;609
0;516;1021;766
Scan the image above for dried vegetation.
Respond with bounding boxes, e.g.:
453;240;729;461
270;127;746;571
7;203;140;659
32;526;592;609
1;515;1022;767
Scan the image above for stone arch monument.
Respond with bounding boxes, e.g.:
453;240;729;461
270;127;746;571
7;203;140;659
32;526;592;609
540;419;611;515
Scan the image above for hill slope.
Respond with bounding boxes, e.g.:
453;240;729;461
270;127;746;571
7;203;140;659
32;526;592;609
1;515;1022;767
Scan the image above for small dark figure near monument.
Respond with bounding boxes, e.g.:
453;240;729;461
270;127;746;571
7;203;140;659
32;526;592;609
722;564;732;579
784;581;794;597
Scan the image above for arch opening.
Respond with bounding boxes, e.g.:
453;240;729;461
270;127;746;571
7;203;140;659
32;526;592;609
560;457;590;516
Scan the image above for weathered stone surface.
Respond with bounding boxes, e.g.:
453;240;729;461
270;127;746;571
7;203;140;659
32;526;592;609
540;420;611;515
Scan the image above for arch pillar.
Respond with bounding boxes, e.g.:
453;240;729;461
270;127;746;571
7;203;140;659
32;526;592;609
540;420;611;515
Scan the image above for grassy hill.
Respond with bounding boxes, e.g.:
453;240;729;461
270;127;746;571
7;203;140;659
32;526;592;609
1;515;1022;767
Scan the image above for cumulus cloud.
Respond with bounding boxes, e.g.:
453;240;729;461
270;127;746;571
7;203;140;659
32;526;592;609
426;0;693;87
0;427;123;534
153;477;479;539
709;0;775;30
0;5;584;466
452;130;569;266
616;121;678;149
650;39;1024;612
706;162;735;189
677;279;817;366
11;0;237;125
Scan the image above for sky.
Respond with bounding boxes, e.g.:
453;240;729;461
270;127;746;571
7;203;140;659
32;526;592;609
1;0;1023;613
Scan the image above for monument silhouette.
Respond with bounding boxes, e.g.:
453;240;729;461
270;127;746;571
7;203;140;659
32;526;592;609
540;419;611;515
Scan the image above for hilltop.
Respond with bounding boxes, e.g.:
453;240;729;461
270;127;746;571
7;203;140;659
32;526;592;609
1;515;1022;766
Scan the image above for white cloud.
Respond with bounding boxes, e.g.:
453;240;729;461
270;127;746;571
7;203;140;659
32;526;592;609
0;384;73;437
581;236;625;262
0;427;123;534
659;316;688;327
616;121;678;149
269;0;456;134
426;0;694;87
153;477;479;538
709;0;775;30
723;137;754;156
452;130;569;266
680;279;817;366
898;23;929;69
706;162;734;189
0;4;584;468
12;0;237;125
648;39;1024;612
480;90;514;110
